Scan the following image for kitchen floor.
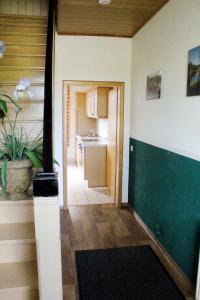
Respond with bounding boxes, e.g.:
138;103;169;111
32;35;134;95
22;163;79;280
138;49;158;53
67;162;114;205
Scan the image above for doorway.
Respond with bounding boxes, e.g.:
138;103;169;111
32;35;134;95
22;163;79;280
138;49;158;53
62;81;124;209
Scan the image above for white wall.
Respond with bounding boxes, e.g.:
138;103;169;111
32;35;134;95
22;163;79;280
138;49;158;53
97;119;108;139
54;34;132;206
131;0;200;161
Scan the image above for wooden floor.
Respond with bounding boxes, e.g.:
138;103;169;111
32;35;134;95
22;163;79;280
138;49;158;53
60;205;194;300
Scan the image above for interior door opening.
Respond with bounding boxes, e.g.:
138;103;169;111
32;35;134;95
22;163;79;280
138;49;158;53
62;81;124;209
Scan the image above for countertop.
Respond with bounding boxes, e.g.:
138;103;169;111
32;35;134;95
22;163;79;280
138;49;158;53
76;135;107;147
82;141;107;147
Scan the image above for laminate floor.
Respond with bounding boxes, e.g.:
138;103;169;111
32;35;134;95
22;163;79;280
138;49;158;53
61;205;194;300
67;163;113;205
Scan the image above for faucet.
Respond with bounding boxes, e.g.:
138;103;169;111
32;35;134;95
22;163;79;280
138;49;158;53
89;129;96;137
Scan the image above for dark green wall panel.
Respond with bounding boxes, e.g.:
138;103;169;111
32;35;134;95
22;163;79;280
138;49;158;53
128;138;200;284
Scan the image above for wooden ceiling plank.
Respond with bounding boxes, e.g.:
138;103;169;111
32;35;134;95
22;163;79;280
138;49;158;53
58;0;170;38
61;0;163;10
59;6;151;23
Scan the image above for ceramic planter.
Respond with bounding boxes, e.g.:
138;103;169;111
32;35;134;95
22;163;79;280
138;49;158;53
4;159;32;200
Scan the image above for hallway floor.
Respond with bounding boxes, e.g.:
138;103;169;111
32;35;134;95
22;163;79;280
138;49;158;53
67;163;114;205
61;205;194;300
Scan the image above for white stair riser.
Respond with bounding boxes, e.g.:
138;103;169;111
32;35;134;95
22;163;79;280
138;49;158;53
0;242;36;263
0;289;39;300
0;205;34;224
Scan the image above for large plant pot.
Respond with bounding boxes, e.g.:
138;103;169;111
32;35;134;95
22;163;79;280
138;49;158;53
5;160;32;200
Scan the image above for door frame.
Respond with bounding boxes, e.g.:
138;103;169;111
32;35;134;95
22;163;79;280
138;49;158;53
62;80;124;209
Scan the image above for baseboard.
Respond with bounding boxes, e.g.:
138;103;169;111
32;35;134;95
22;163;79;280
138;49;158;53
120;203;129;208
128;205;195;297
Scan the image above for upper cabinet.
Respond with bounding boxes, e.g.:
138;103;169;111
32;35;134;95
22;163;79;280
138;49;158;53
75;93;97;135
86;87;111;118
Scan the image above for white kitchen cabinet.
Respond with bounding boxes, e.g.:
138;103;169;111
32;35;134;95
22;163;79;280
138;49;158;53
75;92;96;135
86;87;111;118
86;90;97;118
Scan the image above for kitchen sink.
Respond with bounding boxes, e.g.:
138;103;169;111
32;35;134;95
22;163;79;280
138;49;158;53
76;135;107;143
81;137;99;141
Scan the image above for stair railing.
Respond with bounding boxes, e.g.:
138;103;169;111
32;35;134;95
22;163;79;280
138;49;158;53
33;2;63;299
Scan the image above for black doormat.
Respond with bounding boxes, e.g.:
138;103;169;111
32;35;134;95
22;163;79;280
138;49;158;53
75;245;186;300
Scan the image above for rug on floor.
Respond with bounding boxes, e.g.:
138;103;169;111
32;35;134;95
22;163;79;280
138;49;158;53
75;245;185;300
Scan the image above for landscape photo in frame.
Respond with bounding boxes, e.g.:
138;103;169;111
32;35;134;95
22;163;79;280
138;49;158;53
146;72;162;100
187;45;200;97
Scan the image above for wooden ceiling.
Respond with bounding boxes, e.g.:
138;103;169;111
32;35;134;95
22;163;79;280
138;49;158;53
57;0;169;38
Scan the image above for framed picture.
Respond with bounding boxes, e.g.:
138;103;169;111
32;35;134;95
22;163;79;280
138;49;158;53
146;72;162;100
187;45;200;97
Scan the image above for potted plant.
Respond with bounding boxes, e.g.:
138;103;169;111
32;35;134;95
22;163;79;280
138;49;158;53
0;93;43;200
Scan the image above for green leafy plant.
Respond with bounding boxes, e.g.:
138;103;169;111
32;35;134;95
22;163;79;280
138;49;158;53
0;93;20;119
0;94;43;194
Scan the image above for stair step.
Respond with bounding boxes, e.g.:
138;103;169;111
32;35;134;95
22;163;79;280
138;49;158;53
0;223;36;263
0;32;46;37
2;118;43;123
5;42;46;46
0;81;44;86
0;16;47;26
0;66;44;71
4;54;45;58
0;223;35;241
0;84;44;101
6;102;44;120
0;56;45;68
0;122;43;140
0;199;34;224
0;68;44;82
0;261;38;299
5;44;46;56
5;99;44;104
0;25;47;34
0;290;39;300
0;21;47;28
0;242;36;264
0;33;47;44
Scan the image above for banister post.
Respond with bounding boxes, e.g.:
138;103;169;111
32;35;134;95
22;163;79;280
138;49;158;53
33;173;63;300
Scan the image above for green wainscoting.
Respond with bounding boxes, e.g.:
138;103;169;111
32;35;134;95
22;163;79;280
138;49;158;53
128;138;200;284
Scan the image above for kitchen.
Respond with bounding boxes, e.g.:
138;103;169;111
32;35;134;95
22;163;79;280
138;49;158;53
65;84;118;206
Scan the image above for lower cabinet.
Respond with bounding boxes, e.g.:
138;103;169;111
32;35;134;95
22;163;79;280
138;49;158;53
84;145;107;187
76;138;107;187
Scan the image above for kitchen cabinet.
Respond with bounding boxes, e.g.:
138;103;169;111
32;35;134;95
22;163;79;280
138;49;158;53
86;87;111;118
84;145;107;187
76;136;107;187
75;92;96;135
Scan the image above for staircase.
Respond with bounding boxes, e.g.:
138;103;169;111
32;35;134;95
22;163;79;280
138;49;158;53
0;15;48;300
0;15;47;137
0;199;38;299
